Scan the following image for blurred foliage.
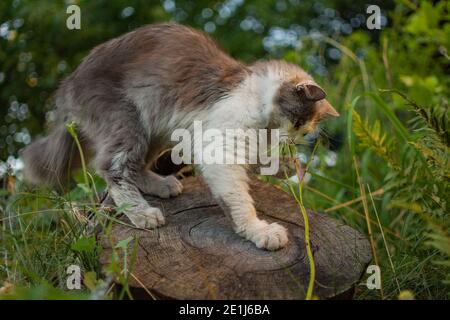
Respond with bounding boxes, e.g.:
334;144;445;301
286;0;449;298
1;0;449;300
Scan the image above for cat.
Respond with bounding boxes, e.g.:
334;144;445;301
22;23;339;251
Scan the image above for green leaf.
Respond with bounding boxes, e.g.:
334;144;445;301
77;183;91;194
71;236;97;253
115;236;134;251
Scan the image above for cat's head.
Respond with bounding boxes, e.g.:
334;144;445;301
274;77;339;140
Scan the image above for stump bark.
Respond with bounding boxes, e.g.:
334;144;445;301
98;177;371;299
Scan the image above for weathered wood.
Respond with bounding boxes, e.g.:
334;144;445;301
98;177;371;299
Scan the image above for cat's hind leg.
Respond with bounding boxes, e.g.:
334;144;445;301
95;119;165;229
108;180;165;229
135;170;183;199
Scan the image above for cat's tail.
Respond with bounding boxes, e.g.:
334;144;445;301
22;124;77;187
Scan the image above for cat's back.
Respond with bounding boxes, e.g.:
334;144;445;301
63;23;247;110
126;23;249;108
69;23;242;87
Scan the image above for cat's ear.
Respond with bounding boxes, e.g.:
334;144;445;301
295;83;326;101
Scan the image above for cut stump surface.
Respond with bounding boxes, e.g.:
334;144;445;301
99;177;371;299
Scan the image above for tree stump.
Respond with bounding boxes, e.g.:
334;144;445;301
98;177;372;299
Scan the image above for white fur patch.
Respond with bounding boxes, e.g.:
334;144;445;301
196;65;291;250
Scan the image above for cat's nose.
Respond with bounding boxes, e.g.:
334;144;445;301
317;100;340;119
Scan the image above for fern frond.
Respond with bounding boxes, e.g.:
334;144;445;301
352;111;399;169
424;218;450;284
380;89;450;181
413;102;449;148
381;89;450;146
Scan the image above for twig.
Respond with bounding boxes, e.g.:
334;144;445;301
353;156;384;299
367;184;401;294
324;188;384;212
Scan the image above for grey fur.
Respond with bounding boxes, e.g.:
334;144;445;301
22;124;75;187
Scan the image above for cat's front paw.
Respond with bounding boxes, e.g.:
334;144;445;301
244;219;289;251
155;175;183;199
127;207;166;229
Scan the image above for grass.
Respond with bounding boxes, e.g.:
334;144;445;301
282;141;319;300
0;123;141;299
0;110;448;299
1;89;448;299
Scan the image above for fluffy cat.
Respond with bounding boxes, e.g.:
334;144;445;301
22;23;339;251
